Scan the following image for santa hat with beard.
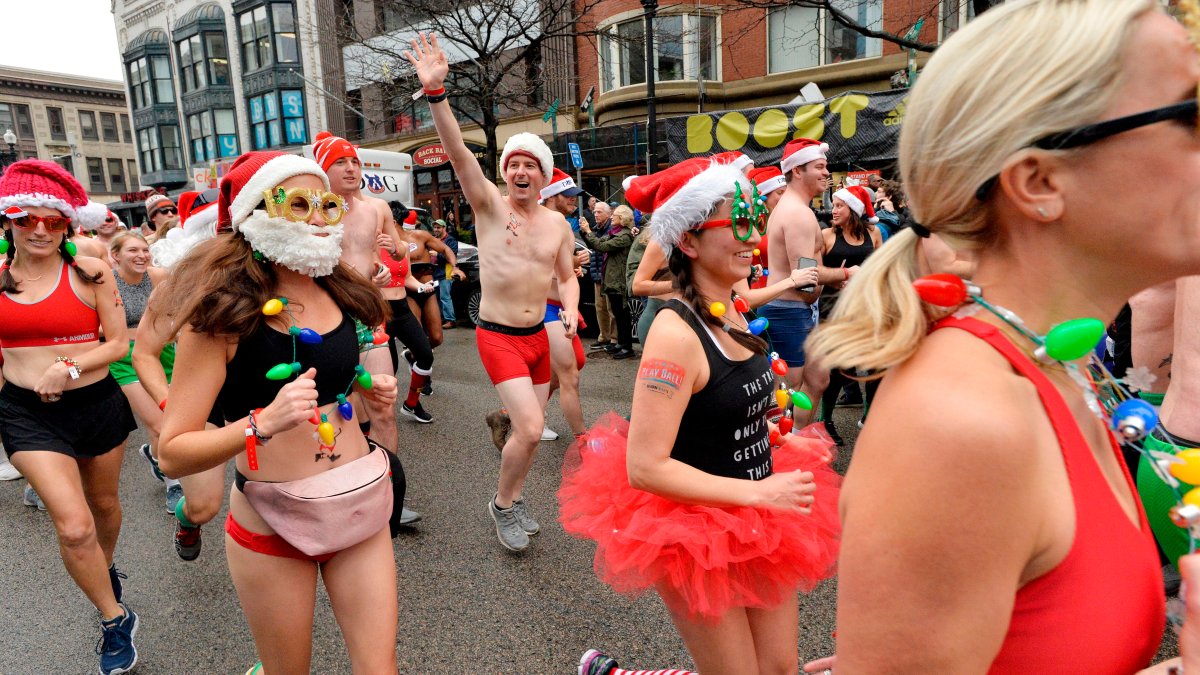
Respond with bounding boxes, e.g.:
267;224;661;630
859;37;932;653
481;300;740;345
149;200;219;269
217;151;344;277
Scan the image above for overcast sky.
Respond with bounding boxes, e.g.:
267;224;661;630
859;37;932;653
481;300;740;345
1;1;125;82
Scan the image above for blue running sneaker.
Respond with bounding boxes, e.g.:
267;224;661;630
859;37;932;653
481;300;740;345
97;604;138;675
138;444;164;483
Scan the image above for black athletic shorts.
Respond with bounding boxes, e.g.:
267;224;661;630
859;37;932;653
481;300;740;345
0;376;137;458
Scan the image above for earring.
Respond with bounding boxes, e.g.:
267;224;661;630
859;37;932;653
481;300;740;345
1037;207;1048;217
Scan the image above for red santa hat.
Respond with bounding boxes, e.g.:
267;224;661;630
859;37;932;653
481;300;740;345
0;159;89;221
311;131;359;172
625;159;751;252
779;138;829;174
499;132;554;185
747;166;786;196
833;185;878;224
218;151;331;230
539;168;584;202
711;151;754;173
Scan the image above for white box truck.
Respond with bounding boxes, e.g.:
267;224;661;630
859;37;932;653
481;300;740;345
302;145;416;206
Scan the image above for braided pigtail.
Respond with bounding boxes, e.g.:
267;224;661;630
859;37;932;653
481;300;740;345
668;246;767;356
0;227;15;294
61;227;103;286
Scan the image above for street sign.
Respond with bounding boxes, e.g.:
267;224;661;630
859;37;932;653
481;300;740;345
580;86;595;113
904;17;925;42
568;142;583;169
543;98;561;123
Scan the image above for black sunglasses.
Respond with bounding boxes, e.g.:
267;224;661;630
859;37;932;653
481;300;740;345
975;99;1198;200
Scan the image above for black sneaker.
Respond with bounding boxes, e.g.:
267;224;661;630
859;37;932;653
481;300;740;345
175;522;202;561
421;380;433;396
611;347;637;360
603;343;621;353
401;401;433;423
97;604;138;675
823;419;845;447
138;443;165;482
402;349;415;368
108;564;126;604
578;649;619;675
587;342;611;352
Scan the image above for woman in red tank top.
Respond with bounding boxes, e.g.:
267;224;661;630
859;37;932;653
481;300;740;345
0;160;138;673
800;2;1200;672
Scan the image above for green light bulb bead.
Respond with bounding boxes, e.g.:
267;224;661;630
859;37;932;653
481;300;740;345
355;364;373;389
1042;318;1106;362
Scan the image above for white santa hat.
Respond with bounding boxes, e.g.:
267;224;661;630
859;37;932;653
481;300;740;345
833;185;878;224
74;201;109;232
499;132;554;186
625;159;751;252
779;138;829;174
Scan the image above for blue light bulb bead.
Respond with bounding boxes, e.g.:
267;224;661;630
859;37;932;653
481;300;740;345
1112;398;1159;442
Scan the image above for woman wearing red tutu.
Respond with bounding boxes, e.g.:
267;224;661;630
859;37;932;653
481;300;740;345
559;159;840;675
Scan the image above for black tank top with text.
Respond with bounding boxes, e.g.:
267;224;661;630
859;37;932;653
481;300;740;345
661;299;774;480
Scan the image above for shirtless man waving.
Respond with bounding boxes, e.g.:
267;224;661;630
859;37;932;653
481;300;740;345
406;32;580;552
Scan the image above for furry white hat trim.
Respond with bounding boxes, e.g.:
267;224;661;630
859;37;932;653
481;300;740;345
228;155;330;229
0;193;75;220
780;142;829;174
75;201;109;232
499;133;554;186
651;162;752;253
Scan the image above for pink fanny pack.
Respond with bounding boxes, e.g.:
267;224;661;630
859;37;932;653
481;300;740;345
242;446;392;557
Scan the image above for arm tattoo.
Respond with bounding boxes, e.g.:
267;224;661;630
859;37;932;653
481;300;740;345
638;359;685;398
1161;353;1173;369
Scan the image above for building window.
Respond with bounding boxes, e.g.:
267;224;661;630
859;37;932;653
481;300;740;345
0;103;34;140
940;0;976;39
206;33;231;85
767;1;883;74
248;89;306;149
108;158;127;192
127;55;176;108
120;114;132;143
79;111;99;141
389;92;434;136
87;157;106;192
599;14;717;91
178;35;208;92
187;109;240;162
137;125;182;172
127;159;139;187
47;107;66;140
100;113;119;142
177;31;232;91
55;155;74;176
239;3;298;73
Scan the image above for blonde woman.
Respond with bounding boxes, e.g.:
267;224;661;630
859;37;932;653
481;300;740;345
805;0;1200;671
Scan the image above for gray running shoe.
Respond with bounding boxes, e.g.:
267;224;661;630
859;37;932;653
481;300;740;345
165;483;184;514
23;484;46;511
511;498;540;535
488;498;530;551
398;505;422;526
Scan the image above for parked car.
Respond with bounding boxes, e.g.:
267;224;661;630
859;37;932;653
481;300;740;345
451;240;598;336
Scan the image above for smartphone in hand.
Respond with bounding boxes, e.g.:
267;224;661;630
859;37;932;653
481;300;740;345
796;256;818;293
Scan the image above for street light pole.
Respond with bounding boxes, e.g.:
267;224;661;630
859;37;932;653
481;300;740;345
0;129;17;172
641;0;658;174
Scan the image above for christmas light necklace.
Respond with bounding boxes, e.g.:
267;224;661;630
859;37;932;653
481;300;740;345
255;296;388;463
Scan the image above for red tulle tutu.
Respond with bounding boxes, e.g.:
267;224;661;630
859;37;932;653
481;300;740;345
558;412;841;622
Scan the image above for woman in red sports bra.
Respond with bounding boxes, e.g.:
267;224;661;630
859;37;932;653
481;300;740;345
0;160;139;673
800;2;1200;673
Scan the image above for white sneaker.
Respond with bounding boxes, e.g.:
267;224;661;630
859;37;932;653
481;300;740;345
540;426;559;441
0;457;20;481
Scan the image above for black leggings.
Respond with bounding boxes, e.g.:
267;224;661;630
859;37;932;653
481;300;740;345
387;299;434;373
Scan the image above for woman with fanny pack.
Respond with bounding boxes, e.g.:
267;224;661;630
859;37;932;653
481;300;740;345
157;151;399;673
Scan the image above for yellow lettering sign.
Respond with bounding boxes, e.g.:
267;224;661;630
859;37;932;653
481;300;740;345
829;94;870;139
753;109;789;149
686;115;715;154
716;112;750;151
793;104;825;141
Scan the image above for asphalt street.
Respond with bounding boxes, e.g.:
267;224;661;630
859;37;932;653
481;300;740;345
0;325;1179;673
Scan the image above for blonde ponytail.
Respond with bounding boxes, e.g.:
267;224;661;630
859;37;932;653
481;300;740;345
807;0;1157;375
